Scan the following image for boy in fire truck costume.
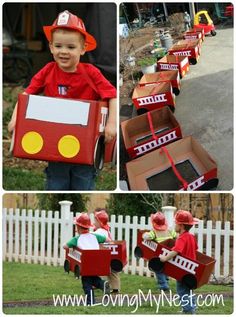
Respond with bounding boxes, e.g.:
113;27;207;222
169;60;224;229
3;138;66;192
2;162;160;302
63;213;110;305
143;212;176;291
159;210;198;314
8;10;116;190
93;208;121;294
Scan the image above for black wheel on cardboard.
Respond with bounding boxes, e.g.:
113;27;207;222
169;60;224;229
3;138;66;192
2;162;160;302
94;135;105;170
182;274;197;289
189;58;197;65
211;30;217;36
198;178;219;190
111;259;123;272
168;105;175;113
74;265;80;279
134;246;143;259
137;108;148;116
64;259;70;273
148;257;164;272
173;87;180;96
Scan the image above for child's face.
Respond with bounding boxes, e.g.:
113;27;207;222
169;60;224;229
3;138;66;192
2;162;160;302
175;223;181;233
49;29;86;72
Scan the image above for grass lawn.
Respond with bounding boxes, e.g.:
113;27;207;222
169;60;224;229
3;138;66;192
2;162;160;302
3;165;116;191
3;262;233;314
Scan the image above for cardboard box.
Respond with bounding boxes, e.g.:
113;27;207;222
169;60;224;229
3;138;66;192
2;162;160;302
13;94;108;167
132;82;175;114
157;55;189;78
139;70;181;96
168;40;200;65
121;107;182;159
177;39;201;54
183;30;203;42
126;135;218;191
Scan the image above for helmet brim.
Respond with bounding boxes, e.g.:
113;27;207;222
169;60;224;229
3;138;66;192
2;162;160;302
43;25;97;52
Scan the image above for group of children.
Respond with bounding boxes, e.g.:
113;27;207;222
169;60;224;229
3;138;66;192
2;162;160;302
63;208;120;305
64;207;198;313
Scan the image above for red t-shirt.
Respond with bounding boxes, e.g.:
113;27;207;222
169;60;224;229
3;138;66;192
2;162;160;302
172;231;198;260
25;62;116;101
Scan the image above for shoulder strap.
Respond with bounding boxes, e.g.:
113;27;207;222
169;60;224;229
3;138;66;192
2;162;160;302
79;63;99;94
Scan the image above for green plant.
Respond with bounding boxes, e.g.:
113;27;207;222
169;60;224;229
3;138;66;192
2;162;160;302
137;56;157;66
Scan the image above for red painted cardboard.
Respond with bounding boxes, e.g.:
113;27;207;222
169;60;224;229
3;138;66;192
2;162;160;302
157;55;190;78
121;107;182;159
13;94;108;165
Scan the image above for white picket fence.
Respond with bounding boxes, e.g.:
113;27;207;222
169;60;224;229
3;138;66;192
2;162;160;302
2;202;233;279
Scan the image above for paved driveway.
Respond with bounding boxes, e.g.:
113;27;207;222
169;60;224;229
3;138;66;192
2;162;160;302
174;26;233;190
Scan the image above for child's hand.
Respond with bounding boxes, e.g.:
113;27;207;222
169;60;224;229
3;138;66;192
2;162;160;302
63;244;69;250
159;254;167;262
105;121;116;143
142;232;151;240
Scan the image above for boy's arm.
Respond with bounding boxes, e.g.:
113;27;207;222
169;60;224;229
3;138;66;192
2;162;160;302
159;250;178;262
93;233;108;243
63;236;78;249
105;98;117;143
8;92;28;132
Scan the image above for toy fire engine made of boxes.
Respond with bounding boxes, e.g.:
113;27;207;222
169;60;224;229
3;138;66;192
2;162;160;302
121;107;182;159
134;230;216;289
183;29;204;43
157;55;190;78
126;135;219;191
64;241;127;278
132;82;176;115
139;70;181;96
168;39;201;65
12;94;115;169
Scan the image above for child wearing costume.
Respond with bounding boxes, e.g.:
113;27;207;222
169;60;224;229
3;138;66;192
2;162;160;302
8;10;117;190
142;211;176;291
159;210;198;314
93;208;121;294
63;212;110;305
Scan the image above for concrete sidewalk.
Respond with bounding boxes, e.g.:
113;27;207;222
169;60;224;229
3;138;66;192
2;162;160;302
174;27;233;190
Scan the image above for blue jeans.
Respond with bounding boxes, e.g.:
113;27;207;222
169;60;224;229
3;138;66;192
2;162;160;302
176;280;196;313
155;272;169;290
82;276;105;305
45;162;97;190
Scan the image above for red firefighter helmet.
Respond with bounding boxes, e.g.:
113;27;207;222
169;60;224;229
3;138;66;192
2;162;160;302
151;212;168;231
73;213;92;228
94;210;110;231
174;210;199;225
43;10;97;51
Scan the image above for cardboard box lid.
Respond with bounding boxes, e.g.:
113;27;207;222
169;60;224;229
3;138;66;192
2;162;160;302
132;82;171;99
139;70;179;85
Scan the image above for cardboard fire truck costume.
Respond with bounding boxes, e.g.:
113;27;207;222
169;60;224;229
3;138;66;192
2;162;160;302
12;94;109;168
157;55;190;78
168;40;201;65
64;241;127;278
134;230;216;289
139;70;181;96
132;82;176;115
126;135;219;191
183;29;203;42
121;107;182;159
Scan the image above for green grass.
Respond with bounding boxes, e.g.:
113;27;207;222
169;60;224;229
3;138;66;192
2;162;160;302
3;167;45;190
3;262;233;314
3;165;116;191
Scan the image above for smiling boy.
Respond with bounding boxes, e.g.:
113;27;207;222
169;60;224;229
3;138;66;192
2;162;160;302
8;10;117;190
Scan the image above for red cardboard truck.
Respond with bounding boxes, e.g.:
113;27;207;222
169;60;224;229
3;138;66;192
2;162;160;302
12;94;108;169
132;82;176;115
135;230;216;289
139;70;181;96
121;107;182;159
64;241;127;278
157;55;189;78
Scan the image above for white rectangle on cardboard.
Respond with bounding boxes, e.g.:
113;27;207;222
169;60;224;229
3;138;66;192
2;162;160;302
26;95;90;125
